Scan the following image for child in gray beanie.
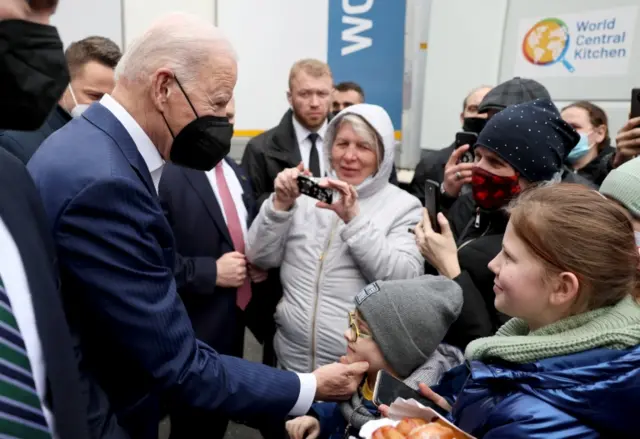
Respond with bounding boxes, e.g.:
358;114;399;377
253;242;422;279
286;275;464;439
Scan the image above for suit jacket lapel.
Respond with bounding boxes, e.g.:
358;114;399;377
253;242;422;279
266;110;302;167
182;167;234;248
227;159;257;227
83;104;156;195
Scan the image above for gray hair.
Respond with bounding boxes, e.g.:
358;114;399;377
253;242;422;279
334;114;384;165
115;12;236;87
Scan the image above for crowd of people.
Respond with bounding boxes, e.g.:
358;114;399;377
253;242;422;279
0;1;639;439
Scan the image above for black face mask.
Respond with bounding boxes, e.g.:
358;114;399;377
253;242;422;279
0;20;70;131
462;117;488;134
162;77;233;171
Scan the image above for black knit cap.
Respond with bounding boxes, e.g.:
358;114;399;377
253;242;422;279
474;99;579;182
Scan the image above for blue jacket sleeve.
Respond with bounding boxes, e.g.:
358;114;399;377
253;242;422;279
56;177;301;417
310;402;346;439
481;394;599;439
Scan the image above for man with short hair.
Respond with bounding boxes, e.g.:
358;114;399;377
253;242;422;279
0;34;121;163
331;81;364;116
28;14;366;439
242;59;333;207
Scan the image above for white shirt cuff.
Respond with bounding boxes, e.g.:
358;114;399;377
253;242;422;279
288;373;317;416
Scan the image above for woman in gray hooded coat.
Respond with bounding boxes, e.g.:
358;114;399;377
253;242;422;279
246;104;424;373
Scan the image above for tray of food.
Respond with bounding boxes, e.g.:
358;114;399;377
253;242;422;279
359;398;475;439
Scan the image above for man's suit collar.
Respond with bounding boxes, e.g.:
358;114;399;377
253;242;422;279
49;105;72;130
178;158;252;248
267;110;302;166
82;102;157;196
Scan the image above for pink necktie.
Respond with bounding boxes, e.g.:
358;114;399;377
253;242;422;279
215;163;251;310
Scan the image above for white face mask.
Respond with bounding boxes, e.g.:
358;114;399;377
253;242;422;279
68;85;90;118
635;231;640;247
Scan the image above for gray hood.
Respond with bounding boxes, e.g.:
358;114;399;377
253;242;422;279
323;103;395;199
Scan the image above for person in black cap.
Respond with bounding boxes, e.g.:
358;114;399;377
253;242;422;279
477;76;551;117
412;98;580;350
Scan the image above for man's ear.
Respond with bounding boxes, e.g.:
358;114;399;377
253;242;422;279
550;271;580;309
287;90;293;108
150;68;174;112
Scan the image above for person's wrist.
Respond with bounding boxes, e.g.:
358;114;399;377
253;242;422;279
440;257;461;279
273;196;293;212
312;369;325;400
441;181;457;199
342;206;359;224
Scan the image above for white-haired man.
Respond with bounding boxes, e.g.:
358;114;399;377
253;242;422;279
28;13;367;439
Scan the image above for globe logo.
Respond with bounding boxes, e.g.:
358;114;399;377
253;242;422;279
522;18;575;72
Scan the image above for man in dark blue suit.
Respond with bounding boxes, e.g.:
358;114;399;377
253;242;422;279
27;12;367;439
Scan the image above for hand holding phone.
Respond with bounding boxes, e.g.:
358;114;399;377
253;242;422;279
454;132;477;164
373;370;450;417
424;180;441;233
297;175;333;204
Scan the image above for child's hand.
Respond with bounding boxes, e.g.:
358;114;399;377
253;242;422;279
285;415;320;439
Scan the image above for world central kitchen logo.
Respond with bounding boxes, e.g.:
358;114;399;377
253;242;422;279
522;15;629;72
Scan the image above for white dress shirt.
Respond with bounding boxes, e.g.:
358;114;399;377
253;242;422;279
100;94;165;192
291;115;328;176
98;94;317;416
205;162;248;241
0;218;55;436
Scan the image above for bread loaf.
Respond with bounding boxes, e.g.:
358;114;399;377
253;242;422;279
371;418;463;439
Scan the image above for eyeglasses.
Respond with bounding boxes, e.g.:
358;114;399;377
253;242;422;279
348;311;371;342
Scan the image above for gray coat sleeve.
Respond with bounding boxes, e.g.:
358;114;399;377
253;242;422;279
340;195;425;283
245;194;297;269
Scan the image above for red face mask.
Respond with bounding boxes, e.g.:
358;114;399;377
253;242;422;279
472;166;521;210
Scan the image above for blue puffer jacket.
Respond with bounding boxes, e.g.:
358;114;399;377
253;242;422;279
435;345;640;438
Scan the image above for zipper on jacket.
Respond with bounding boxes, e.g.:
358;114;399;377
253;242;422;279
310;218;339;371
458;211;491;252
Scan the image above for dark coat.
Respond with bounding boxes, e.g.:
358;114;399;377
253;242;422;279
0;105;70;164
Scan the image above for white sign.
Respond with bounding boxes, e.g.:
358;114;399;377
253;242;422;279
513;6;638;78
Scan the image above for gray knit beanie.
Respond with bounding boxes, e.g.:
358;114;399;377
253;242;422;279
355;275;463;378
600;156;640;218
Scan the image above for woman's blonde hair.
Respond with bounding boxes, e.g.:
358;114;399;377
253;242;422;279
507;183;640;313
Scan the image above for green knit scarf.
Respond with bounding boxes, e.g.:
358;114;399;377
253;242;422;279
466;295;640;363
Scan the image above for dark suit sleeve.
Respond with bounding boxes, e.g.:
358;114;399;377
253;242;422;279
0;133;30;165
158;176;218;294
241;138;272;208
56;177;300;416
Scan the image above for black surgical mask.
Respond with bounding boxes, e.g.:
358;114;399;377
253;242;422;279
0;20;70;131
162;77;233;171
462;117;488;134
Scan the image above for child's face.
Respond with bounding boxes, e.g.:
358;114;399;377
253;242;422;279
344;311;388;371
